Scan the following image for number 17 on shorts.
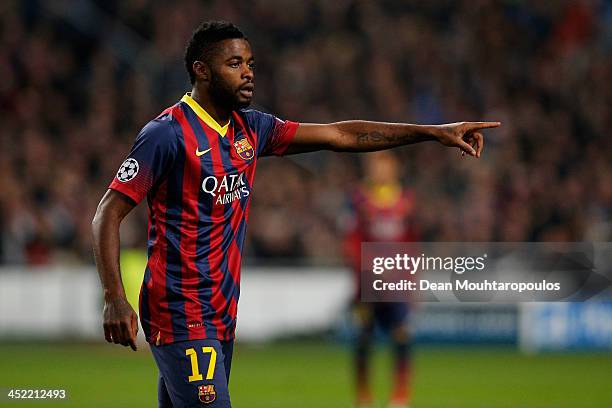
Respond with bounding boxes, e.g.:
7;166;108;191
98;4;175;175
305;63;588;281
151;339;234;408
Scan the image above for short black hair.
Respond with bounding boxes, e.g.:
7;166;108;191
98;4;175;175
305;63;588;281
184;21;247;84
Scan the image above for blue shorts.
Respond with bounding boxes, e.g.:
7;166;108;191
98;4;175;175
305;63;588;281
150;339;234;408
354;302;410;332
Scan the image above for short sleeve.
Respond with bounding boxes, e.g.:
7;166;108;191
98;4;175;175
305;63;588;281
242;110;299;157
108;118;178;205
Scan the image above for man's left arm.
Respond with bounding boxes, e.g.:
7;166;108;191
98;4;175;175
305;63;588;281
284;121;500;157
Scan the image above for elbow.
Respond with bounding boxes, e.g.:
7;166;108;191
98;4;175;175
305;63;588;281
91;196;114;234
91;203;105;234
330;137;348;152
91;190;133;235
331;137;360;153
329;126;354;152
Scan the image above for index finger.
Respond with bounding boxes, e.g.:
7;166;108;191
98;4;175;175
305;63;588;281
128;337;138;351
103;324;112;343
465;121;501;131
120;320;138;351
126;324;138;351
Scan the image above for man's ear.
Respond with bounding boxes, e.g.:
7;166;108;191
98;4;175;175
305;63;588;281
193;61;209;82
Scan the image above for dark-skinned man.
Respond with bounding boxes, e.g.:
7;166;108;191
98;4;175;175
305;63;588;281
92;20;499;408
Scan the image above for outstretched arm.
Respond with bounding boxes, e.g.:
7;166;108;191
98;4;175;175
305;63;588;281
91;189;139;351
285;121;500;157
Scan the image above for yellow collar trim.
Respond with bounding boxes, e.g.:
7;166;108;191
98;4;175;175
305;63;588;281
181;93;230;136
368;183;402;207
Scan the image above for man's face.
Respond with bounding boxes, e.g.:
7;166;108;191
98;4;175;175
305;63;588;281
207;38;255;110
366;151;400;185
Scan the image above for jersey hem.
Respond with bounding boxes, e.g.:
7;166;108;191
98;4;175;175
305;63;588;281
147;333;236;346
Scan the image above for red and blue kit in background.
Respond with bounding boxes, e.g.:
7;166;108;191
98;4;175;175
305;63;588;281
343;181;418;406
344;184;419;298
344;182;418;328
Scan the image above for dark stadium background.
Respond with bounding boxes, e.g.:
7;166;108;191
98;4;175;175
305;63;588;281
0;1;611;407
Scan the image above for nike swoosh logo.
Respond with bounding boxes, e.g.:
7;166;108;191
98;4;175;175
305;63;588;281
195;147;212;157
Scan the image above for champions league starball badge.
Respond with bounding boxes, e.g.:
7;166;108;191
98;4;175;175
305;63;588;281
116;158;139;182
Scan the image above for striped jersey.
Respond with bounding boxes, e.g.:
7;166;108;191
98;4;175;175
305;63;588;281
348;184;417;243
109;93;299;345
343;184;419;298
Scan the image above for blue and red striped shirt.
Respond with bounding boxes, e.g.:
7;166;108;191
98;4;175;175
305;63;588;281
343;184;419;299
109;93;299;344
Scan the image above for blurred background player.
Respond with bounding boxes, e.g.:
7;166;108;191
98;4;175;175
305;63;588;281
343;151;419;408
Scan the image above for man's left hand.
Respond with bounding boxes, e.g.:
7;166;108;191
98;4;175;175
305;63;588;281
435;122;501;158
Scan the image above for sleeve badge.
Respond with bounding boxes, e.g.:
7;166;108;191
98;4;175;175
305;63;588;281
116;158;139;182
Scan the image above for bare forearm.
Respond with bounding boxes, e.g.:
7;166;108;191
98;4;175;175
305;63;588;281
91;210;126;302
333;121;440;152
289;120;498;155
92;191;139;349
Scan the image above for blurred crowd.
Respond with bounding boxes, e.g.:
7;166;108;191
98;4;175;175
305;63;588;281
0;0;610;265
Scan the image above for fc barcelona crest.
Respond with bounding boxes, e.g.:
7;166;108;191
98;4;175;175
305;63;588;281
198;384;216;404
233;138;254;160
